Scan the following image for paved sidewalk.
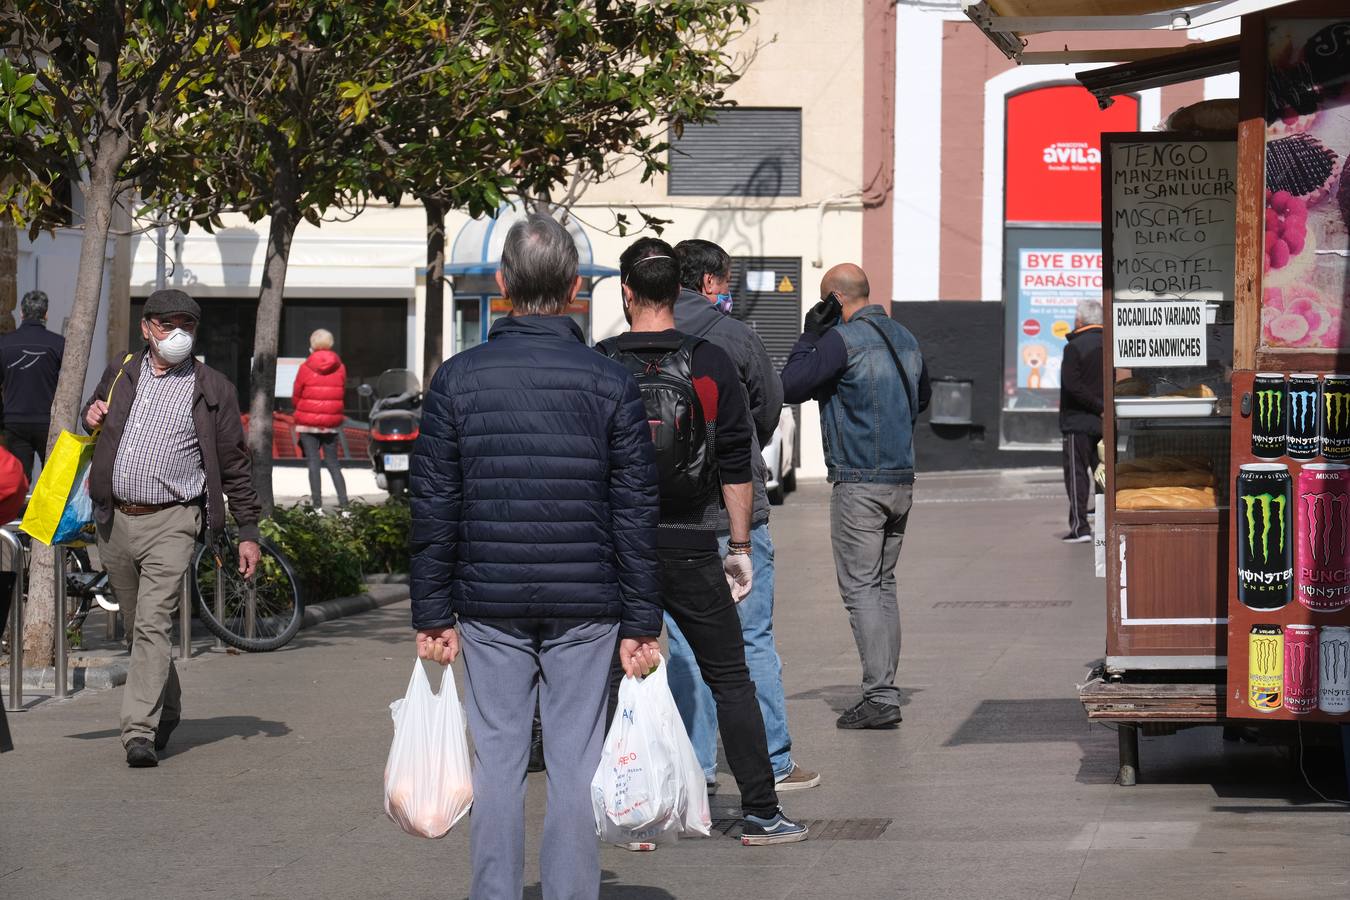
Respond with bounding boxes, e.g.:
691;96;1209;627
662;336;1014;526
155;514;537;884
2;475;1347;899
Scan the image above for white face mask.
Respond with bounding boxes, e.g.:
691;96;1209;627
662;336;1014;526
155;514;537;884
153;328;195;365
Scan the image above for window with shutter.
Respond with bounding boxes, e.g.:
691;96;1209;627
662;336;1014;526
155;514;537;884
668;108;802;197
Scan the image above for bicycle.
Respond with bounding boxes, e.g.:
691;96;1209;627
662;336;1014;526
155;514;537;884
10;526;303;654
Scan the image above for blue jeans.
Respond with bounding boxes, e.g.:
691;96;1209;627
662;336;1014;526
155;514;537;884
665;522;794;780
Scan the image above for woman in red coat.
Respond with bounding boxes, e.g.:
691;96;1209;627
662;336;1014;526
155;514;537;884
291;329;349;508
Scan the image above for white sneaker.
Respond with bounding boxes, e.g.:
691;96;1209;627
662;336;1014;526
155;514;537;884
1061;532;1092;543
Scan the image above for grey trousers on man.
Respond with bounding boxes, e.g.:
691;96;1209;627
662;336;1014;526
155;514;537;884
458;617;619;900
97;504;199;745
830;482;913;709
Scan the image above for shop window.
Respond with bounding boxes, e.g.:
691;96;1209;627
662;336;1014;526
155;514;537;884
668;108;802;197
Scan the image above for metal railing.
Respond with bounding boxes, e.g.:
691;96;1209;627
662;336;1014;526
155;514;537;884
2;526;24;711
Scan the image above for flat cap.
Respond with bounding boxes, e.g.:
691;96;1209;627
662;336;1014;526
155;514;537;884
143;288;201;321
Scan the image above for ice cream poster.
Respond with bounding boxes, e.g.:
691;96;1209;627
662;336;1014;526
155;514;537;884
1262;18;1350;350
1016;249;1102;390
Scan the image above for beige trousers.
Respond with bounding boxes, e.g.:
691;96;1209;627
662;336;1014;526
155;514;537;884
96;504;200;745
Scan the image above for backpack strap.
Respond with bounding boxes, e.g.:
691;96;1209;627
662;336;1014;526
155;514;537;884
858;317;919;426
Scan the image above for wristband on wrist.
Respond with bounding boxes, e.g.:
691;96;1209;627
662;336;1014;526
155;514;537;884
727;539;752;555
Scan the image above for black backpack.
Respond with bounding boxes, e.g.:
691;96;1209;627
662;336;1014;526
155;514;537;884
598;334;718;511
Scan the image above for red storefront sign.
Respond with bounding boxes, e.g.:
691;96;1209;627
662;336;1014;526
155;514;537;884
1006;85;1140;224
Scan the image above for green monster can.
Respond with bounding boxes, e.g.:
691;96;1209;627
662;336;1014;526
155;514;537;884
1237;463;1292;610
1322;375;1350;461
1248;624;1284;713
1251;373;1287;459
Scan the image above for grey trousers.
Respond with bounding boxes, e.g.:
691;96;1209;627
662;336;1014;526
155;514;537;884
458;617;619;900
830;482;913;708
97;504;200;745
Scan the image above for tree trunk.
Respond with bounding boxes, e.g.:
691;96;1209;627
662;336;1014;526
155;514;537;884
23;148;125;666
0;219;17;337
246;164;300;517
422;198;447;388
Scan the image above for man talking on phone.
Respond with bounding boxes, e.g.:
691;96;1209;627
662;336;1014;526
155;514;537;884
779;264;929;730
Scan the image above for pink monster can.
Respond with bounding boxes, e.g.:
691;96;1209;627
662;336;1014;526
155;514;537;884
1294;463;1350;613
1284;625;1319;715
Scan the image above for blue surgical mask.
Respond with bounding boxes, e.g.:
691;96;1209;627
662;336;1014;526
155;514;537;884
714;293;734;314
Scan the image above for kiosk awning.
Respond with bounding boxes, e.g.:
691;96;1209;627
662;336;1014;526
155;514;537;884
963;0;1298;63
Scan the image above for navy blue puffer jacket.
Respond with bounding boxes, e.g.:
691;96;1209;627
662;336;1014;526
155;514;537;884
409;315;663;637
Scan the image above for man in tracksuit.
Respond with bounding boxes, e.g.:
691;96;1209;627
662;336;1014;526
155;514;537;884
668;239;819;793
0;290;65;481
1058;299;1104;543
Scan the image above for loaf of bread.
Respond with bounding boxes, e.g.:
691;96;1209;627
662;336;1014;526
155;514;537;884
1116;486;1218;509
1115;377;1152;397
1160;383;1216;399
1116;470;1217;490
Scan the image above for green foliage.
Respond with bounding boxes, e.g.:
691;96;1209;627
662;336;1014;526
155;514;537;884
260;498;411;603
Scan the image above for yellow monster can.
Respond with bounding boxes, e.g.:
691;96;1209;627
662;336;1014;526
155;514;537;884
1249;624;1284;712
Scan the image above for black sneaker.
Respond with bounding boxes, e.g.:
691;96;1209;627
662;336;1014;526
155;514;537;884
125;738;158;768
155;716;180;752
836;699;902;730
740;810;808;846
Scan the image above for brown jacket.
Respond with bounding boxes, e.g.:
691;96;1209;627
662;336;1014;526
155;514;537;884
82;351;261;542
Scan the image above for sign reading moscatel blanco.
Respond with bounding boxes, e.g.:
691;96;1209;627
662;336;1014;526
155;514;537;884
1109;139;1237;303
1113;301;1207;367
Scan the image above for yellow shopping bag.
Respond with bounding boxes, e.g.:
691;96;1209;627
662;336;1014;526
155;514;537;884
19;431;95;545
19;353;134;547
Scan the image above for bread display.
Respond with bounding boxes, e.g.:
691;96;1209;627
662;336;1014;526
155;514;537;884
1116;456;1212;474
1116;487;1219;510
1116;470;1217;490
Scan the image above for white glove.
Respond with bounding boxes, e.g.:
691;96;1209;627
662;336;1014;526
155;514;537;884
723;552;753;603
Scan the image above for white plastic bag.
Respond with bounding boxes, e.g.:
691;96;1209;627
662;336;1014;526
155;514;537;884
384;660;473;838
592;659;709;845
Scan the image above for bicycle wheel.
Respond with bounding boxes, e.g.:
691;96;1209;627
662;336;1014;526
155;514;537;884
192;533;303;652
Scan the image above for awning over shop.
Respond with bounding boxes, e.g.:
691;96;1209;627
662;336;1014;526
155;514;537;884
963;0;1298;64
445;202;619;279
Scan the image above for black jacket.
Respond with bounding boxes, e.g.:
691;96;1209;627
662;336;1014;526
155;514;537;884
1059;325;1104;435
0;321;64;425
673;289;782;527
409;315;663;638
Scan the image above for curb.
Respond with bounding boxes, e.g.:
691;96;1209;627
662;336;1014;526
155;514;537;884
1;580;410;693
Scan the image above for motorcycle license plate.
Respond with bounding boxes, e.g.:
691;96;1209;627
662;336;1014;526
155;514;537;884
383;454;409;472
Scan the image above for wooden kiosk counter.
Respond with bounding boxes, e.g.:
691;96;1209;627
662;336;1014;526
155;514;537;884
967;1;1350;784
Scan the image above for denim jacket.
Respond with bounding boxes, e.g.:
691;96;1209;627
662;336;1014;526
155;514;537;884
819;306;924;484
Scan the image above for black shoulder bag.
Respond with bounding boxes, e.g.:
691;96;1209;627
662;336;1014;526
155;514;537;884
858;317;919;426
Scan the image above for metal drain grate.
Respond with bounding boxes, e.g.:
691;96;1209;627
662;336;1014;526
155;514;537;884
708;817;892;840
933;600;1071;609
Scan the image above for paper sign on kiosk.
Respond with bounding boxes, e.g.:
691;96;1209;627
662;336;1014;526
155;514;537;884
1112;301;1207;368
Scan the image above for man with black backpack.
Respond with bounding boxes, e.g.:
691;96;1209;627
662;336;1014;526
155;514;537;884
781;263;930;731
599;237;807;846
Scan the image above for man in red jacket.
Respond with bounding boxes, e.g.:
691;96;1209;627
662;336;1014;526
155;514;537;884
291;328;349;508
0;444;30;752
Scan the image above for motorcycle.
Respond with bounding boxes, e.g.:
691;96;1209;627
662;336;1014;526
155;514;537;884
359;369;422;497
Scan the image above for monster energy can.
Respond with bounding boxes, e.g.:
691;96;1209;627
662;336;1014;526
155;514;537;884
1284;624;1318;715
1321;375;1350;461
1237;463;1292;610
1248;624;1284;712
1294;463;1350;612
1251;373;1288;459
1287;374;1321;460
1319;626;1350;715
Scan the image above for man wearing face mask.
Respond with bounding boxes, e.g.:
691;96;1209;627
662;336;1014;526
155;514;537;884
82;289;261;768
669;240;819;794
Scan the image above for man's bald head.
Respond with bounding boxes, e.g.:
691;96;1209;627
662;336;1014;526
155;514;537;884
821;264;872;320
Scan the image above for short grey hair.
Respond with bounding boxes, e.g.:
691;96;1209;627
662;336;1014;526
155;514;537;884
309;328;334;351
20;290;49;321
1076;299;1103;326
500;212;579;316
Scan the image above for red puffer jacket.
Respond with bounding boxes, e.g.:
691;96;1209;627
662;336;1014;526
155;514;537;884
0;446;27;525
292;350;347;429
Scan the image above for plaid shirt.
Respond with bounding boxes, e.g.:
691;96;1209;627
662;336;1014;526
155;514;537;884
111;357;206;505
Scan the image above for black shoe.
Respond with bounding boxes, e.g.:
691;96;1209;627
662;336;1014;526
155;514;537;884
527;723;545;773
740;809;809;845
155;716;180;752
125;738;158;768
836;699;902;730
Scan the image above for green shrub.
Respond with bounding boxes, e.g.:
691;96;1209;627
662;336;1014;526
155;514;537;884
262;505;365;603
345;498;412;575
259;499;411;603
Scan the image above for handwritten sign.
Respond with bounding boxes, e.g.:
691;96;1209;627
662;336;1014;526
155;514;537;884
1113;301;1207;367
1109;140;1237;303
